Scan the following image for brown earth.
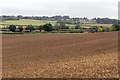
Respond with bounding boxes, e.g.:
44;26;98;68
2;32;119;78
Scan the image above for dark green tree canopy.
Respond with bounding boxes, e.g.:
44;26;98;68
112;24;120;31
43;23;53;31
9;25;16;32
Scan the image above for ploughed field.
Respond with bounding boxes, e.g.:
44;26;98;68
2;32;118;78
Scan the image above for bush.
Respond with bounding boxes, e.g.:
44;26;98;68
54;23;60;31
79;30;84;33
104;28;109;32
59;22;69;29
43;23;53;31
52;30;58;33
25;25;35;32
36;25;43;32
112;24;120;31
88;28;97;33
98;27;104;32
59;31;70;33
109;27;113;32
9;25;16;32
18;26;23;32
89;30;95;33
75;24;80;29
91;26;98;32
70;30;84;33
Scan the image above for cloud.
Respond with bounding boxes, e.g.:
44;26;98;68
0;0;119;19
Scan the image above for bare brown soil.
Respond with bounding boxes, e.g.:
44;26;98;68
2;32;118;78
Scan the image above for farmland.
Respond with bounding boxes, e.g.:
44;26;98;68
0;19;57;28
0;19;113;29
2;32;118;78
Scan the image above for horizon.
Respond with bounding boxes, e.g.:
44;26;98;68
0;15;118;20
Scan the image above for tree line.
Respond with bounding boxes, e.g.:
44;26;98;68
6;23;120;33
8;23;54;32
1;15;120;24
92;18;119;24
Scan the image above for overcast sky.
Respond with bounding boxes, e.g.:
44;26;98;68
0;0;119;19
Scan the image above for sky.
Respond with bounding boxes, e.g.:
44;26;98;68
0;0;119;19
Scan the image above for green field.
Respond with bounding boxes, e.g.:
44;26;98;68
82;24;113;27
0;19;113;28
0;19;57;28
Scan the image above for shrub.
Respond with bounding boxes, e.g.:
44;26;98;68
9;25;16;32
75;24;80;29
59;31;70;33
112;24;120;31
79;30;84;33
25;25;35;32
43;23;53;31
104;27;113;32
109;27;113;32
59;22;69;29
89;30;95;33
91;26;98;32
18;26;23;32
52;30;58;33
70;30;84;33
88;28;97;33
36;25;43;32
98;27;104;32
54;23;60;31
104;28;109;32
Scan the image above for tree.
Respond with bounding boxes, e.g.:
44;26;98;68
109;27;113;32
37;25;43;32
25;25;35;32
43;23;53;31
54;23;60;31
93;26;98;32
104;27;109;32
75;24;80;29
59;22;69;29
112;24;120;31
18;26;23;32
9;25;16;32
98;27;104;32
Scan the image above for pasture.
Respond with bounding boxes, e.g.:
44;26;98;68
0;19;57;28
0;19;113;29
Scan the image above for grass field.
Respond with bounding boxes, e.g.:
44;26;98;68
2;32;118;78
82;24;113;28
0;19;57;27
0;19;113;28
